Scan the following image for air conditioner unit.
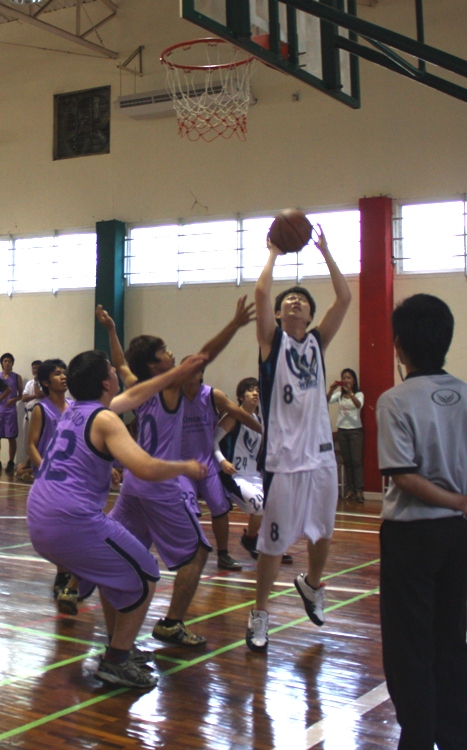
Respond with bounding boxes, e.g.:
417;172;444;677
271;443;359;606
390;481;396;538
114;85;222;119
114;86;257;119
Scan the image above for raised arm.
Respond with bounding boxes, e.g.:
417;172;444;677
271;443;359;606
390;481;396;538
255;240;283;361
213;390;262;435
92;409;208;483
314;226;351;351
110;354;208;415
96;305;137;388
198;295;255;364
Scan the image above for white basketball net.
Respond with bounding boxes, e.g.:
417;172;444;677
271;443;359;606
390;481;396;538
161;39;255;142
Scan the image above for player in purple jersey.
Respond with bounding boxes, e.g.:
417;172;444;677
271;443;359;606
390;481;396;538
96;297;255;646
180;367;262;571
27;359;75;602
0;352;23;474
27;349;208;689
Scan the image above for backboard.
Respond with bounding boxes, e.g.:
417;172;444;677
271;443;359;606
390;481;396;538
181;0;360;109
182;0;467;108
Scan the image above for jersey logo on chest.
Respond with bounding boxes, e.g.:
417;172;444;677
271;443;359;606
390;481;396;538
285;344;319;390
243;430;259;457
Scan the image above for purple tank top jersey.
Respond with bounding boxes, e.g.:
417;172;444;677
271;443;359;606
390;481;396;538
121;391;183;500
33;398;72;478
181;384;219;474
0;372;18;411
27;400;113;519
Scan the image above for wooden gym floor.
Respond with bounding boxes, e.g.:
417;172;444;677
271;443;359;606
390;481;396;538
0;474;400;749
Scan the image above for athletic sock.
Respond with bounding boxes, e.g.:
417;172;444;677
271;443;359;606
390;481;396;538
54;572;69;586
161;617;182;628
217;549;228;556
104;646;130;664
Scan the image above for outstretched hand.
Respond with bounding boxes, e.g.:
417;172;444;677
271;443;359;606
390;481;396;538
177;354;208;379
313;223;329;256
96;304;115;331
266;235;286;256
220;459;237;476
233;295;256;328
183;460;209;481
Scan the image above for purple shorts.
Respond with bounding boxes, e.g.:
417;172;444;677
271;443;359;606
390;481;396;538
179;475;201;516
0;407;18;439
181;473;231;519
110;490;212;570
29;512;159;612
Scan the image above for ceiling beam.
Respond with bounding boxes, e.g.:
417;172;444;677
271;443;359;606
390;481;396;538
0;0;118;58
99;0;118;11
80;10;115;40
32;0;56;19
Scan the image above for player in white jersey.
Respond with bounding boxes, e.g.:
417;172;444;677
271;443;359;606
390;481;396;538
214;377;292;564
246;226;351;652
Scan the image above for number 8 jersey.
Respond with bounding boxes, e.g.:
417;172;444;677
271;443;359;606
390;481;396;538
259;327;336;474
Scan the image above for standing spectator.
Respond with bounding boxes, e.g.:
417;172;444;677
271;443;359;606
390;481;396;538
0;353;23;474
377;294;467;749
16;360;43;481
327;368;364;502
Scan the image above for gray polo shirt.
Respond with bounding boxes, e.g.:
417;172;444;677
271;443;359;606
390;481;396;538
377;371;467;521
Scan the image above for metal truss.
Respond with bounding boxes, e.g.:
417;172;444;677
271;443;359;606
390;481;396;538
0;0;118;58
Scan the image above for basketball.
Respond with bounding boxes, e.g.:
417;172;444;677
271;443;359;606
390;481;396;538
268;209;313;253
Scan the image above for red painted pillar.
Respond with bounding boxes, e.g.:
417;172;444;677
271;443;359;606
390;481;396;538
359;197;394;493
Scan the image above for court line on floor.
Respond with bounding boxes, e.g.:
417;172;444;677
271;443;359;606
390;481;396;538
302;681;390;750
333;528;379;534
0;589;377;741
0;583;380;741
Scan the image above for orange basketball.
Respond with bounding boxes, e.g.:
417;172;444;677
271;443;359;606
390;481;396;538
268;209;313;253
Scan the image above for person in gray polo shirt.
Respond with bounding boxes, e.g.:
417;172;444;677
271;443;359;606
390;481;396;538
377;293;467;750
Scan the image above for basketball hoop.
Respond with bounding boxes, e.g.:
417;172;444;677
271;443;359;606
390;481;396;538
160;38;255;142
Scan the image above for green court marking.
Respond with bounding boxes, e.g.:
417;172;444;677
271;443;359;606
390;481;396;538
0;621;196;680
159;571;257;594
0;559;381;740
161;588;379;675
322;558;380;580
0;652;105;689
0;623;99;647
0;542;32;551
0;689;127;740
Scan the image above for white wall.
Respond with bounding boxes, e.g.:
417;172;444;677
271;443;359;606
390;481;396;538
1;0;467;463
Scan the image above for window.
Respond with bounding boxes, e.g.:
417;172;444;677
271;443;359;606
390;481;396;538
0;240;11;295
54;86;110;160
0;233;96;295
127;208;361;287
55;233;97;290
395;200;466;273
178;220;238;284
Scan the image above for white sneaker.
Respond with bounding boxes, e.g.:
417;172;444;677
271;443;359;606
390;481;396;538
294;574;326;626
246;609;269;652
